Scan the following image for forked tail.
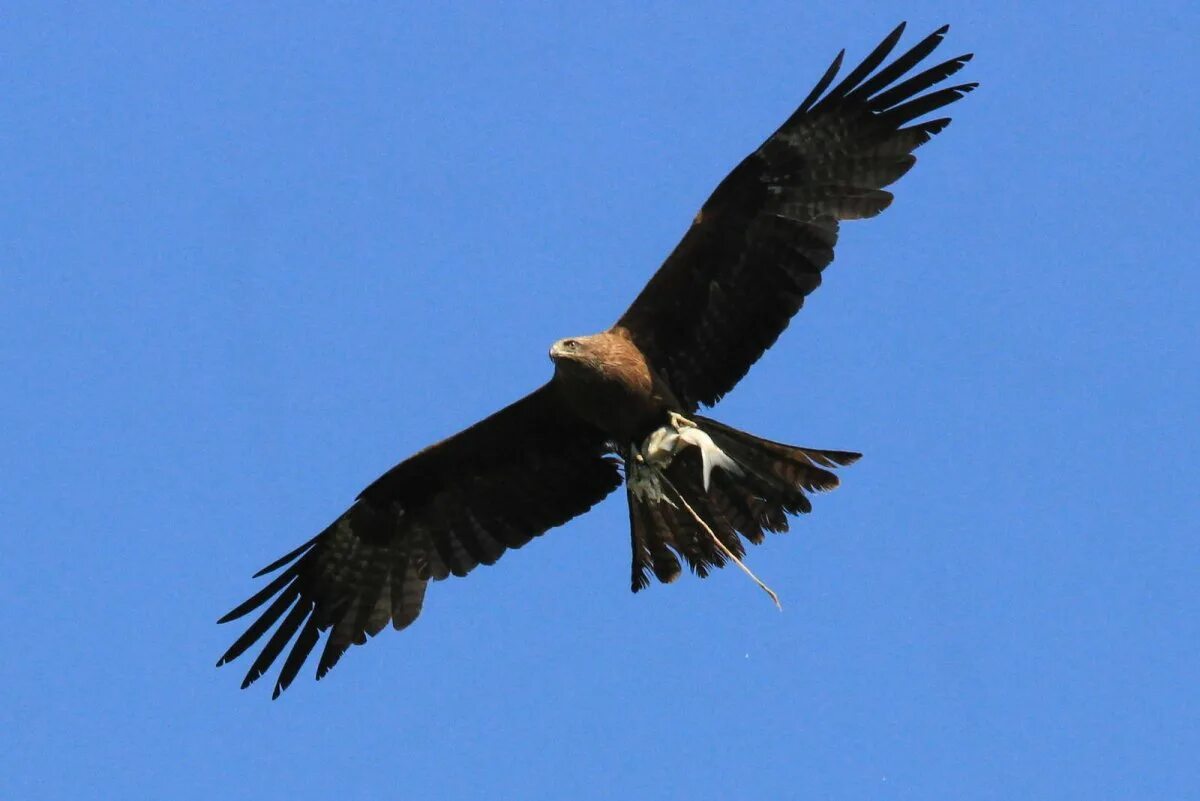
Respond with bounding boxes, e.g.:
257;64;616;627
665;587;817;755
625;414;859;595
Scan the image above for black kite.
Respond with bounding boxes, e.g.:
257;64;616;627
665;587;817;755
218;23;975;696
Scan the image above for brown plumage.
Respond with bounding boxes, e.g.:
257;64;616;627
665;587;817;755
218;22;975;697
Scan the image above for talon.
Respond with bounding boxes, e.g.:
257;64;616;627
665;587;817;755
668;411;696;430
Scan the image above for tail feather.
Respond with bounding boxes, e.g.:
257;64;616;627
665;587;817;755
708;469;766;544
671;451;745;564
627;494;655;592
626;417;859;592
645;503;683;584
697;416;860;510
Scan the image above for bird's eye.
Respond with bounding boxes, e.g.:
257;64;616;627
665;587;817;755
564;339;578;350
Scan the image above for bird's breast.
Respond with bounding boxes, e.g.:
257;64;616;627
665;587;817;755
552;353;670;442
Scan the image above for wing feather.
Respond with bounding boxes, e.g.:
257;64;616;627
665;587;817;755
241;596;309;690
216;563;302;624
824;21;907;101
218;382;622;695
615;25;975;409
847;25;950;101
797;50;845;114
273;611;320;698
216;580;300;667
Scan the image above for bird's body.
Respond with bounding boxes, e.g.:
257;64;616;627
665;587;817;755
218;23;976;697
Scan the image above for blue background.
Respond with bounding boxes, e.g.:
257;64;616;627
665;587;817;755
4;3;1197;799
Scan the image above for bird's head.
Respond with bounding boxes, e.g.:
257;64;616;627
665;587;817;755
549;334;604;371
549;336;584;364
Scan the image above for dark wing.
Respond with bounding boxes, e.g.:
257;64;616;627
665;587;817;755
615;23;976;410
217;383;622;697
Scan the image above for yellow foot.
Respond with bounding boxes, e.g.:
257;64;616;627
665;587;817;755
668;411;696;430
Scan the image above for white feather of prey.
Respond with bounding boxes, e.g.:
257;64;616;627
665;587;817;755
640;416;743;491
679;426;743;490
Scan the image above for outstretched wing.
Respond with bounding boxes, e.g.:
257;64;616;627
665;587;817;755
616;23;976;410
217;383;622;697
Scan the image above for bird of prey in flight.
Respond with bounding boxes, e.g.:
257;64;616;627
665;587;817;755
218;22;975;697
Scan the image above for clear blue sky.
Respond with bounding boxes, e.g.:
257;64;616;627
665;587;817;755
3;3;1197;799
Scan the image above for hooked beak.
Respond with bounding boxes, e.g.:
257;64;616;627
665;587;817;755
550;336;586;365
549;338;577;363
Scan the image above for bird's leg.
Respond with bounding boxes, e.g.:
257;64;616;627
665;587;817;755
667;411;696;431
